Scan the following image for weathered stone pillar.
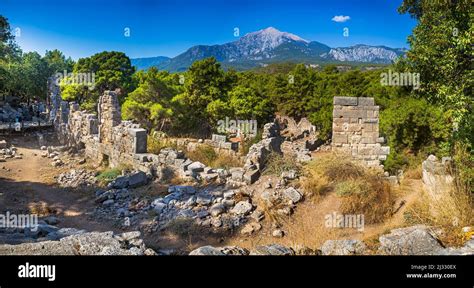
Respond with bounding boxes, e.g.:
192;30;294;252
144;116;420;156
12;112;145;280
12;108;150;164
98;91;121;144
332;96;390;168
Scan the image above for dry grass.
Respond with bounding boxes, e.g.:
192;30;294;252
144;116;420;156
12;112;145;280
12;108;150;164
211;153;244;169
263;151;302;176
186;144;243;169
147;136;179;154
404;183;473;247
225;198;343;252
256;196;288;227
299;175;330;200
28;201;55;216
337;177;393;224
404;166;423;179
301;153;394;224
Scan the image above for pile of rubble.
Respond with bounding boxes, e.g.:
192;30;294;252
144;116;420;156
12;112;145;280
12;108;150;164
0;216;83;245
189;244;302;255
93;181;256;233
57;169;98;188
0;140;22;161
151;185;251;231
100;171;303;237
228;121;283;186
40;145;69;167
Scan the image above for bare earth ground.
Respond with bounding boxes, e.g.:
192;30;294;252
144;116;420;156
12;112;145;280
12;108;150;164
0;136;118;233
0;135;424;253
0;135;228;252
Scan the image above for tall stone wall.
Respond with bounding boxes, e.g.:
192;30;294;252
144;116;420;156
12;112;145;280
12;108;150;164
332;96;389;168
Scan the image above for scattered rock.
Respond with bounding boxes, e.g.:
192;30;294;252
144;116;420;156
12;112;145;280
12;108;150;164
43;216;60;225
240;222;262;235
250;244;295;255
231;201;253;216
250;210;264;222
57;169;97;188
189;245;249;255
127;171;148;188
189;246;225;255
282;187;303;204
321;240;366;255
281;170;297;180
188;161;206;173
209;203;225;217
272;229;284;238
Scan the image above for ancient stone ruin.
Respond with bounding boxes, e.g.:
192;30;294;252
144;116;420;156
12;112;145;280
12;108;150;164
331;96;390;168
422;155;454;200
51;87;148;171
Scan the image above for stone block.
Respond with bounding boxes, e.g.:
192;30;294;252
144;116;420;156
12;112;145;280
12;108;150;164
363;118;379;124
188;161;206;173
129;128;147;154
128;171;148;188
380;146;390;155
211;134;227;143
333;133;348;144
230;168;245;182
357;97;375;106
243;169;260;185
334;96;358;106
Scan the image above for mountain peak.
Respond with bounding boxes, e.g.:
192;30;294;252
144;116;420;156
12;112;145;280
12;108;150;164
245;27;309;43
132;27;406;71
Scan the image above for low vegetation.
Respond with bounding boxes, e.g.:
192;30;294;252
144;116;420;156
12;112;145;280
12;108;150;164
263;152;301;176
404;164;474;247
186;144;243;169
96;168;122;185
302;154;394;224
147;135;178;154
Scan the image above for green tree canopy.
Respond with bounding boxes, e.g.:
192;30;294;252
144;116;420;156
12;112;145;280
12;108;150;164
61;51;135;111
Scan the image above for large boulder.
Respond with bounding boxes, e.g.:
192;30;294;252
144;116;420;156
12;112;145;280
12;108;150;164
378;225;444;255
112;171;148;189
127;171;148;188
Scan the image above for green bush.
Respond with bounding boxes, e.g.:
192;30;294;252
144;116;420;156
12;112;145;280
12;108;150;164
96;168;122;185
381;98;451;155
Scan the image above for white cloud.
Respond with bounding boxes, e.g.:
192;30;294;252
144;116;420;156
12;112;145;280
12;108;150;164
332;15;351;23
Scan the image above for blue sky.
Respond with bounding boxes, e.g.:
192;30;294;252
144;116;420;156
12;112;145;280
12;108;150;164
1;0;417;60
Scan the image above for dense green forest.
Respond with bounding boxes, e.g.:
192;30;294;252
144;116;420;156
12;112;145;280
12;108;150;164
0;0;472;186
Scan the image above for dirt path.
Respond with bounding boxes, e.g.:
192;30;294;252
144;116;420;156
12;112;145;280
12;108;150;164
0;136;118;233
